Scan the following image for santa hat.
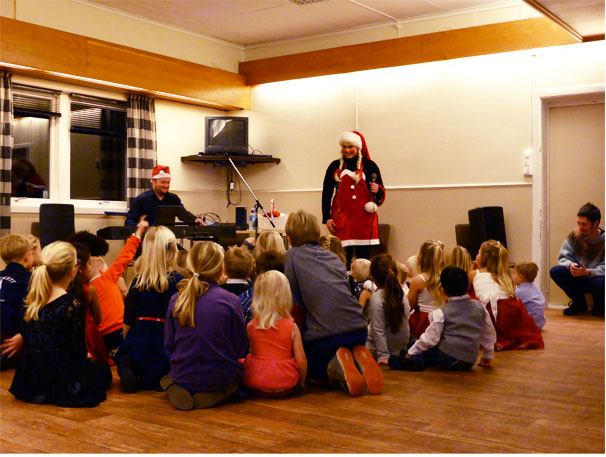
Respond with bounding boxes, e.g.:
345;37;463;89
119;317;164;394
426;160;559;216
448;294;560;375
151;165;171;179
339;130;371;160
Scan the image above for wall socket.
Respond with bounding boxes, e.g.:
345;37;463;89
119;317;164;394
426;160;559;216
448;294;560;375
523;149;533;176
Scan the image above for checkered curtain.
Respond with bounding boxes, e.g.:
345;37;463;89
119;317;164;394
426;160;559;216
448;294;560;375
126;95;156;207
0;71;13;236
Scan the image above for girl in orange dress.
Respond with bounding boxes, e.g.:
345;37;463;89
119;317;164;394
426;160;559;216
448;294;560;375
242;271;307;397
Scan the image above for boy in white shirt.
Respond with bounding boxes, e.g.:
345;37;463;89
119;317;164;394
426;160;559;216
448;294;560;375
389;266;496;371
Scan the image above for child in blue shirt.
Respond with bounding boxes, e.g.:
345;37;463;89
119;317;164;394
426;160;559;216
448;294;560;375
512;262;546;330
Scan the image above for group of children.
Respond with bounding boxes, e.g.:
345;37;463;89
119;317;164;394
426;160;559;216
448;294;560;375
0;208;546;410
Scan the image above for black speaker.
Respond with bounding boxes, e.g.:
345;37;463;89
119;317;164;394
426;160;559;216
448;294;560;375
454;223;472;254
235;206;247;230
39;204;75;248
468;206;507;258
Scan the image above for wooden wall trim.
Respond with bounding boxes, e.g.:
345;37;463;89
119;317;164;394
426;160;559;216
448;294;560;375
239;17;579;85
0;17;251;110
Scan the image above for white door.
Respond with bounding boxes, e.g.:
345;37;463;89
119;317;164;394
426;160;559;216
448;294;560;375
548;102;605;305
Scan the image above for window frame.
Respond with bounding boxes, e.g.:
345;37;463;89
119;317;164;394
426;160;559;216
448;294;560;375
10;77;129;215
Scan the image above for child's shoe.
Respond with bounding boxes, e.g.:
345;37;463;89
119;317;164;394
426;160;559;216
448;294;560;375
117;354;138;393
160;375;194;411
352;345;383;394
388;354;424;371
327;347;365;397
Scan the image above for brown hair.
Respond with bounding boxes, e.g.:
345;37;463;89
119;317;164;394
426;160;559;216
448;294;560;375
514;261;538;283
224;246;254;279
320;234;346;265
370;254;404;333
285;209;321;247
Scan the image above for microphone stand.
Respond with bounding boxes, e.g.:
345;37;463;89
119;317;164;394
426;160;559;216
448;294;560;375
222;152;275;238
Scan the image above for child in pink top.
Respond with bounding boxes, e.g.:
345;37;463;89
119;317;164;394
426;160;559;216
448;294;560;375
242;270;307;397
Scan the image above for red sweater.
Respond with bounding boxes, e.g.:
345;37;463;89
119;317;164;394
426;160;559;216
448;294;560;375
91;235;140;336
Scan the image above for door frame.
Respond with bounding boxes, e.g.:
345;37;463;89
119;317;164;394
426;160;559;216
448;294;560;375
531;84;604;301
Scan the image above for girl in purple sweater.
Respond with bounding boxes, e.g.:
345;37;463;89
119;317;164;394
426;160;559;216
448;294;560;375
162;241;248;411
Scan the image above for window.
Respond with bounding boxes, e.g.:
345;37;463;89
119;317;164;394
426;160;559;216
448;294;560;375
10;80;128;213
11;84;61;200
70;95;127;201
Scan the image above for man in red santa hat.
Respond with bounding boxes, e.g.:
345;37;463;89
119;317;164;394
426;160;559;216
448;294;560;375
322;131;385;268
126;165;203;226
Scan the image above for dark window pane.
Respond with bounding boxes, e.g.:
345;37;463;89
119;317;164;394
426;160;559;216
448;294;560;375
12;116;49;199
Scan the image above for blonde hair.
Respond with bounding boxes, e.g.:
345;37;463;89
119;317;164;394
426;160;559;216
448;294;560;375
514;261;539;283
253;231;285;258
445;245;472;274
251;270;293;330
285;209;321;247
351;258;371;282
320;234;346;265
25;241;77;322
174;249;190;278
173;242;224;328
0;234;34;263
396;261;408;284
133;226;177;293
223;246;254;279
478;240;515;297
418;240;445;304
89;256;107;277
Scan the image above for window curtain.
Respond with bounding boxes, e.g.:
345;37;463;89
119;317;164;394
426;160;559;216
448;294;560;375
126;95;156;207
0;71;13;235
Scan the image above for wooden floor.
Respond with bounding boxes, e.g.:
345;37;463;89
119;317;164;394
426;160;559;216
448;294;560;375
0;308;604;453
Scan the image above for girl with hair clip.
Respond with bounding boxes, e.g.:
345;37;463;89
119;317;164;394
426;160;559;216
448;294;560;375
9;242;112;407
242;270;307;397
366;255;410;365
408;240;445;338
469;240;544;350
116;226;183;393
445;245;473;275
162;242;248;410
253;230;286;259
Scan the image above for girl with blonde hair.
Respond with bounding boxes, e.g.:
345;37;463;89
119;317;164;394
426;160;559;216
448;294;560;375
9;241;111;407
408;240;445;338
469;240;544;351
445;245;473;274
162;241;248;410
253;230;285;258
242;270;307;397
116;226;183;393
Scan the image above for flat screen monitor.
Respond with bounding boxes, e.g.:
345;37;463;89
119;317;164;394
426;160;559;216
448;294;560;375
204;116;249;156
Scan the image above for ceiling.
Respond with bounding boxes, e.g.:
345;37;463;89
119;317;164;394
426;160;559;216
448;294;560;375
83;0;603;48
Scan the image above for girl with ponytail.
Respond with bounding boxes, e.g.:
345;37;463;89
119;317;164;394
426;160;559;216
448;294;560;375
408;240;445;338
115;226;183;393
470;240;544;351
161;241;248;411
9;242;111;407
366;254;410;364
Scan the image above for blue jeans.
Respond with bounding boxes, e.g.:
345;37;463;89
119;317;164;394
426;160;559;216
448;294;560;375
550;265;604;315
411;346;474;371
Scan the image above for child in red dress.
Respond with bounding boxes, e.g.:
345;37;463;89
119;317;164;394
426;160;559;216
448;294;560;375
242;270;307;397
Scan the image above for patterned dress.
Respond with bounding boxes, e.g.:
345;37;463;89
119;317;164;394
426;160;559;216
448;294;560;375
9;293;112;407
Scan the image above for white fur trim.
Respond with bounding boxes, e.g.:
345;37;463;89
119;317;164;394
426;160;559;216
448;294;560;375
152;170;171;179
364;201;378;213
341;238;380;247
339;131;362;149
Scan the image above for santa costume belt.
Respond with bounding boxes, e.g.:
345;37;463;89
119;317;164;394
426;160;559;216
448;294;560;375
137;317;166;323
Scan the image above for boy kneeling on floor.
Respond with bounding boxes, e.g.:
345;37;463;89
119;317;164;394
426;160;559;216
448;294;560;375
389;266;496;371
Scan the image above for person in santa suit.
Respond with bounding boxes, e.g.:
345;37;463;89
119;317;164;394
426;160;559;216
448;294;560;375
322;131;385;268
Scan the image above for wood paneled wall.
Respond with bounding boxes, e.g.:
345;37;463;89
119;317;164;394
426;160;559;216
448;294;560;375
239;17;578;85
0;17;251;110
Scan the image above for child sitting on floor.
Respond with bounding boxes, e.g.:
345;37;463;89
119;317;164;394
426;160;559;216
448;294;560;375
284;209;382;397
221;246;254;296
365;254;410;365
389;266;495;371
512;261;546;330
116;226;183;393
469;240;544;350
88;219;148;360
9;241;112;407
445;245;473;274
0;234;39;369
162;241;247;411
253;231;286;258
242;270;307;397
408;240;444;338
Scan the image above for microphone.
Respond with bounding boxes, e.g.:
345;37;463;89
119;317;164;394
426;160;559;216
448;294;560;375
370;173;377;184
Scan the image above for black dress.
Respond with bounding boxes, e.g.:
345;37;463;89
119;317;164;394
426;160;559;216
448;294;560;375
9;293;112;407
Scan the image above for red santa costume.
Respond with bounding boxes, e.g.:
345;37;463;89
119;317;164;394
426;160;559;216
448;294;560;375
322;131;385;263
